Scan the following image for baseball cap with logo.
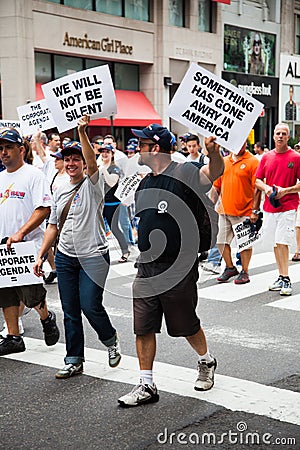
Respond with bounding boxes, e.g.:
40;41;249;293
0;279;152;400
126;144;137;152
101;144;115;152
50;151;63;160
0;129;23;145
131;124;173;152
61;141;82;156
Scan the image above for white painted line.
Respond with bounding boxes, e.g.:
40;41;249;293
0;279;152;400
199;264;300;302
265;295;300;311
3;337;300;426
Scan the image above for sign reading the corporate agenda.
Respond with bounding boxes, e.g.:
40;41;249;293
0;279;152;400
17;99;56;135
42;65;117;132
0;242;42;288
168;63;264;154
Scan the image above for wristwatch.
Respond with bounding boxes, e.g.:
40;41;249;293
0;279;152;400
252;209;260;215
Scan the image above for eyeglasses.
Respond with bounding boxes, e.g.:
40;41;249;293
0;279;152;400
139;141;155;148
95;141;103;145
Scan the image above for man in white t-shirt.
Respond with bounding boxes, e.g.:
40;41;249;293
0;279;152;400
186;134;209;165
0;129;60;356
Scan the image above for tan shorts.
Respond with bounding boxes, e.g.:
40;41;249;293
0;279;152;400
0;284;46;308
217;214;249;245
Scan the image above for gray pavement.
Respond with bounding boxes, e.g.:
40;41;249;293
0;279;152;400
1;249;300;449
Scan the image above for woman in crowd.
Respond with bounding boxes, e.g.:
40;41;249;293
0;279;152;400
101;143;130;263
34;115;121;379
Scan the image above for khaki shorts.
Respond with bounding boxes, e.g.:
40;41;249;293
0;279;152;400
217;214;249;245
0;284;46;308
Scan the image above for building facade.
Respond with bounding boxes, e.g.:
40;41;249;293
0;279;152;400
0;0;222;146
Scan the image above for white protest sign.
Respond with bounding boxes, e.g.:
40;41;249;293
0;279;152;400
42;65;117;133
168;63;264;154
17;99;56;135
233;220;262;252
0;120;21;132
115;172;142;206
0;242;42;288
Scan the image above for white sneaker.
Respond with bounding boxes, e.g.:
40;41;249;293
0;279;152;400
202;262;221;274
1;318;24;338
194;357;217;391
280;279;292;296
118;382;159;407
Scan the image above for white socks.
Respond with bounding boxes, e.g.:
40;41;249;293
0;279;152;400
198;351;214;364
140;370;153;386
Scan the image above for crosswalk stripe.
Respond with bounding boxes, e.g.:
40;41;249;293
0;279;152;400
265;295;300;311
3;337;300;426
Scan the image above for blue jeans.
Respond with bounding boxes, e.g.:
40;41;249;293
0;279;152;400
208;246;222;266
55;250;116;364
119;203;135;245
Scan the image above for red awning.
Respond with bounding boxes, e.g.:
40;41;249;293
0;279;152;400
35;84;161;127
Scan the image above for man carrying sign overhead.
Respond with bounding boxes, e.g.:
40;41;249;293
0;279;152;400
118;124;224;408
0;129;60;356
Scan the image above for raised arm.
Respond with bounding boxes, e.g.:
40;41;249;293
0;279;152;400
77;115;98;178
200;136;224;183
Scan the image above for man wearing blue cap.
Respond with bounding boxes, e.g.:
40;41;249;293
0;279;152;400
118;123;224;407
0;129;60;355
256;122;300;296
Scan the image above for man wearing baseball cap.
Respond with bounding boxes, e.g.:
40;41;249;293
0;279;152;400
118;123;224;407
0;129;60;356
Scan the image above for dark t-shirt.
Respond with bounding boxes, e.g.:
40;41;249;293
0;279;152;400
104;165;121;204
135;161;210;260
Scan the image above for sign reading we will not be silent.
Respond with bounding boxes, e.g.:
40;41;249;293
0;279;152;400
168;63;264;154
42;65;117;133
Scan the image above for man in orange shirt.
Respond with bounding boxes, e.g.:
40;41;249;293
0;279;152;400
213;141;261;284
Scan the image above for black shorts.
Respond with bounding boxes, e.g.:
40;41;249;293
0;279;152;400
133;260;200;337
0;284;47;308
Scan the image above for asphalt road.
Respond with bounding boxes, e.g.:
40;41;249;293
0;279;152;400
1;244;300;449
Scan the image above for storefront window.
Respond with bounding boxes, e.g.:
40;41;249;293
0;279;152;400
35;53;52;84
198;0;211;32
96;0;123;16
85;59;112;70
114;63;139;90
35;52;139;91
63;0;93;8
169;0;184;27
125;0;149;21
54;55;83;79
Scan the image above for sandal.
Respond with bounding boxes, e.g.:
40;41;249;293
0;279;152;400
118;252;130;263
292;252;300;262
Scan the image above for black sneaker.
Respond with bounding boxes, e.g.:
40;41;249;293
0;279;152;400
0;335;26;356
55;363;83;379
217;266;239;282
41;311;60;346
108;333;121;368
44;271;57;284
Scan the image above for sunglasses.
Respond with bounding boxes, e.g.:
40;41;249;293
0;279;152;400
253;40;261;46
95;141;103;145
